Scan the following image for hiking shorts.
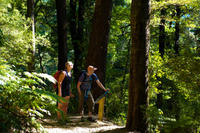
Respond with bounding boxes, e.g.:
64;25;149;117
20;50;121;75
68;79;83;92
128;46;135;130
56;88;70;97
78;90;94;114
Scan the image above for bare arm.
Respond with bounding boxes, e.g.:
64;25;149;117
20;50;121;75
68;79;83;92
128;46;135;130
96;80;107;91
77;81;82;96
58;71;65;97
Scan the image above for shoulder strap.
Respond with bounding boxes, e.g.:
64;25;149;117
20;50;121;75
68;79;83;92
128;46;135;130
64;70;67;75
82;71;87;82
91;73;96;80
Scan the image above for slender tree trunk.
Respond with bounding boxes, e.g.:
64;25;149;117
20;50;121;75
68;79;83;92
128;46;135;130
27;0;33;18
166;21;173;49
38;48;44;73
76;0;85;71
55;0;68;70
156;79;163;108
174;5;180;55
173;5;181;121
27;0;35;72
86;0;113;99
126;0;150;132
157;8;166;109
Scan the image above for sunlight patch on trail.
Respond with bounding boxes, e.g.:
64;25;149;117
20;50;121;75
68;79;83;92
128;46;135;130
45;125;123;133
45;120;124;133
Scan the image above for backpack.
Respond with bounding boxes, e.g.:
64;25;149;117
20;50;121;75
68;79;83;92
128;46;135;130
79;70;95;83
80;70;87;82
79;70;95;98
53;70;61;89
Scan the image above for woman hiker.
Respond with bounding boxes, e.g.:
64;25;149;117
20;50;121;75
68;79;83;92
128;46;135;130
57;61;74;121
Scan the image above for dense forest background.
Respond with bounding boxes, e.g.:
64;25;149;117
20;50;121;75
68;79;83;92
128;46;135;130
0;0;200;132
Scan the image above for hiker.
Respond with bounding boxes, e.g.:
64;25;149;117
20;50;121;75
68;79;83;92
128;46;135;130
57;61;74;120
77;65;109;122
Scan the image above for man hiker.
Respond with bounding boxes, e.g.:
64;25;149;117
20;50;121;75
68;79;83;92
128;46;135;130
77;65;109;122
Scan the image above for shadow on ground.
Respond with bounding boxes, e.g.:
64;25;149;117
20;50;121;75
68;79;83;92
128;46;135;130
96;128;131;133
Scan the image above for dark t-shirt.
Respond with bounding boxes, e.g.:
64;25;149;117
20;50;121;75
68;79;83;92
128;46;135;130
78;72;98;90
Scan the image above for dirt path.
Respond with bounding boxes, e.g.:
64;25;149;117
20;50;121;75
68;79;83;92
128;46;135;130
43;115;126;133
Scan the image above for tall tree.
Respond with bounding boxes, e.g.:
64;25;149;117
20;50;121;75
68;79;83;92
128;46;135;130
174;5;180;55
156;8;166;109
27;0;36;72
173;5;181;120
86;0;113;99
126;0;150;132
55;0;68;70
69;0;86;80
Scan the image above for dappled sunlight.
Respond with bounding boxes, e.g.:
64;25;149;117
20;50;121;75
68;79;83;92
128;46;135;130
44;115;124;133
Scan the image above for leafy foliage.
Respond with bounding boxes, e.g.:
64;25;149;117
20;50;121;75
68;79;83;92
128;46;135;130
105;2;130;124
0;1;32;68
0;58;58;132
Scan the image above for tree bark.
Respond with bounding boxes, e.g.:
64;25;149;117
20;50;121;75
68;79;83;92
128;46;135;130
157;8;166;109
174;5;180;55
27;0;35;72
159;9;165;58
172;5;181;121
126;0;150;132
69;0;86;80
76;0;85;70
55;0;68;70
86;0;113;99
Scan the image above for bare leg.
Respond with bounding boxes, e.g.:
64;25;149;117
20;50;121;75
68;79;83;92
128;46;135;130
62;96;70;117
57;102;62;120
87;92;94;118
78;92;84;118
88;111;92;117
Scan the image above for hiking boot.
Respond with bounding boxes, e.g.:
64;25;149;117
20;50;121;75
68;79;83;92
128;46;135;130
87;117;96;122
57;119;66;125
58;117;72;124
80;116;85;122
65;117;72;123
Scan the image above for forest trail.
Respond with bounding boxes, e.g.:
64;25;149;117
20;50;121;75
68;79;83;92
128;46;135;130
42;115;127;133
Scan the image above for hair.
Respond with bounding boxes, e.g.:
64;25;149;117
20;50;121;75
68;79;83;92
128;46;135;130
65;61;73;67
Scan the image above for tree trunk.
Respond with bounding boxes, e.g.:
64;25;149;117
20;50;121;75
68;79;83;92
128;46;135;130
55;0;68;70
27;0;33;18
69;0;86;80
76;0;85;72
38;48;44;73
126;0;150;132
166;21;173;49
27;0;35;72
173;5;181;121
86;0;113;99
157;8;166;109
174;5;180;55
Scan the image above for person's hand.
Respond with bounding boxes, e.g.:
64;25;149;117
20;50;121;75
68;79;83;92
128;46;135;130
105;88;110;91
70;93;75;98
58;97;66;104
78;91;81;97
